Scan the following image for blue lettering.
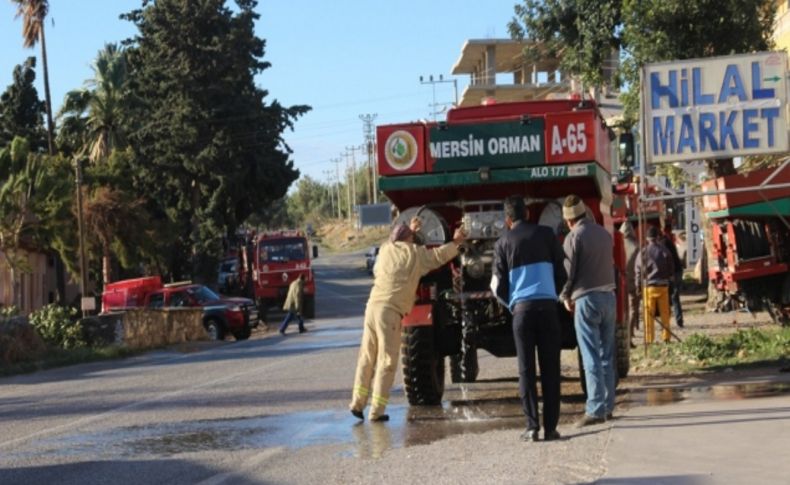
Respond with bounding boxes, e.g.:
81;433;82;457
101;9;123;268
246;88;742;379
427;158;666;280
653;116;675;155
752;61;774;99
651;71;679;109
719;111;739;149
680;69;689;107
677;114;697;153
742;109;759;148
699;112;719;151
692;67;714;105
718;65;747;103
761;107;780;147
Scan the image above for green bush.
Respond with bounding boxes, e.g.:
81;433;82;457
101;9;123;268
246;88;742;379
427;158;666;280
29;304;84;349
0;305;20;323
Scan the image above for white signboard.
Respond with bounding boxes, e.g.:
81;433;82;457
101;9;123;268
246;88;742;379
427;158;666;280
684;190;701;269
643;52;788;164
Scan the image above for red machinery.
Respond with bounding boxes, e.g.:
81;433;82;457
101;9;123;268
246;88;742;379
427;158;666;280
703;165;790;324
376;99;630;404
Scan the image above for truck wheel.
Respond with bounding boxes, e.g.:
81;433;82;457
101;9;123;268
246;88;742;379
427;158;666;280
450;343;479;383
401;326;445;405
615;321;631;378
303;295;315;319
256;299;269;323
205;319;224;341
233;327;252;341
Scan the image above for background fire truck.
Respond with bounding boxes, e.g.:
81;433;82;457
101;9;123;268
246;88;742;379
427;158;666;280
237;230;317;320
376;99;631;405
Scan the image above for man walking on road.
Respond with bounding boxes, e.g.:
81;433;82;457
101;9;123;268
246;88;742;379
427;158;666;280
636;226;675;344
492;196;567;442
559;195;617;427
349;217;466;422
279;274;306;335
621;221;639;348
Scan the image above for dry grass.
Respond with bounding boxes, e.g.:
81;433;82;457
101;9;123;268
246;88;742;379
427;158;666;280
317;219;389;253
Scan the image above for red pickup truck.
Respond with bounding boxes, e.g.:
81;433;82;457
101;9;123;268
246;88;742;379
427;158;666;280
102;277;259;341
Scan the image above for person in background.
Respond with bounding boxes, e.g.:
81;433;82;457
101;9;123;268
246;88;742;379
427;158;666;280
636;225;675;343
620;221;639;347
660;225;684;328
349;217;466;422
279;274;306;335
559;195;617;427
492;196;567;442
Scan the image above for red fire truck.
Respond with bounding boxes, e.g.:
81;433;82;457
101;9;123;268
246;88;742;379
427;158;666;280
237;230;317;320
376;99;630;405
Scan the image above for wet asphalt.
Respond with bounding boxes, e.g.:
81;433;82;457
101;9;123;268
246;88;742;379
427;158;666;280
1;250;789;484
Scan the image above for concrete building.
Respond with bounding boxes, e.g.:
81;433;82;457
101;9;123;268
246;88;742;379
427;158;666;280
450;39;622;123
774;0;790;51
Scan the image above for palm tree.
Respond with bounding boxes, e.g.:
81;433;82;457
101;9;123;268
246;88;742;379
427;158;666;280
58;44;131;286
59;44;129;164
11;0;54;156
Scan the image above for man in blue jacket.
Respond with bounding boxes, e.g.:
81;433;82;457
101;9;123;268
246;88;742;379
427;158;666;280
492;196;567;442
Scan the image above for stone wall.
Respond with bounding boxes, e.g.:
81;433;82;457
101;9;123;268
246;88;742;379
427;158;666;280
83;309;207;349
0;316;46;366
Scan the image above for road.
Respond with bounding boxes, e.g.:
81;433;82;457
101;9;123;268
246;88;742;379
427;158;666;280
1;252;789;484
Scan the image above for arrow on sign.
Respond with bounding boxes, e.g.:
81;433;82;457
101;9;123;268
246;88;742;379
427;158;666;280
764;75;782;82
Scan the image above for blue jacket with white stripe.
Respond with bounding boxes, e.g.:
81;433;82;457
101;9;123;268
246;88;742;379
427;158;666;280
492;220;567;311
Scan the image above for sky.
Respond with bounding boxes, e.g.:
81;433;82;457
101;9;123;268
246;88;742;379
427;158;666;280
0;0;518;184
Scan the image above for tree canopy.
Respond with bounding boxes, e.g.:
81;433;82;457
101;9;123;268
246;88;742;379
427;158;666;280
510;0;777;125
120;0;310;279
0;57;45;151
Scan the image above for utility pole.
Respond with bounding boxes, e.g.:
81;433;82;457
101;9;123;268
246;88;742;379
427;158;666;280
331;158;343;219
323;169;334;218
420;74;459;120
74;157;89;316
360;113;378;204
345;145;363;224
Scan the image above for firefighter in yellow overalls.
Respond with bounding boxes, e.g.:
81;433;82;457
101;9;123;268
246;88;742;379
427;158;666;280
350;217;466;422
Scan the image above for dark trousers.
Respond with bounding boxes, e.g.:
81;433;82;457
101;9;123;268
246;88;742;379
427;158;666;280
279;312;304;333
669;272;683;326
512;300;561;433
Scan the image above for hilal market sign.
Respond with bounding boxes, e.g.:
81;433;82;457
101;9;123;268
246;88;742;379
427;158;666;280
429;120;545;172
643;52;789;164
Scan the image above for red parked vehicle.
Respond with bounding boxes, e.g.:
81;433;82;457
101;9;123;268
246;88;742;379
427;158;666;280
102;276;259;341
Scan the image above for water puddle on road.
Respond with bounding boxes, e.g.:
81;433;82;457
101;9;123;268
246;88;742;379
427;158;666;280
625;381;790;407
12;381;788;463
10;396;528;462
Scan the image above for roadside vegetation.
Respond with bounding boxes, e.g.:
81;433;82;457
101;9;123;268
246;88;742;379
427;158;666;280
0;305;136;377
631;327;790;374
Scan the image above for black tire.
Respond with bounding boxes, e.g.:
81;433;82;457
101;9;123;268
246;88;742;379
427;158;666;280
205;319;224;341
233;327;252;341
303;295;315;319
401;326;445;405
256;299;269;323
449;342;479;383
616;321;631;378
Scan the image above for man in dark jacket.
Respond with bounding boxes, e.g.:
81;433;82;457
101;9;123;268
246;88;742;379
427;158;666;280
636;226;675;343
492;196;567;442
660;227;684;328
560;195;617;428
